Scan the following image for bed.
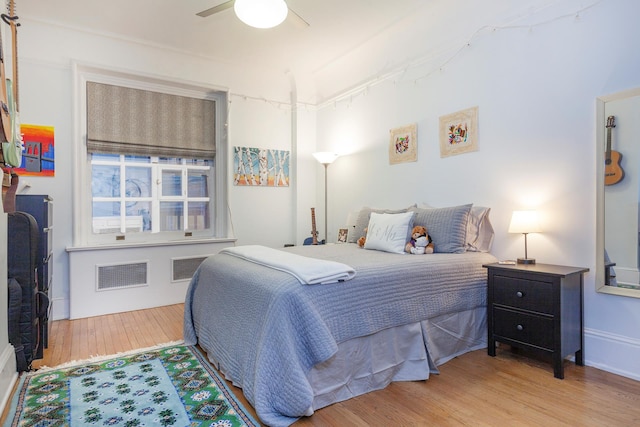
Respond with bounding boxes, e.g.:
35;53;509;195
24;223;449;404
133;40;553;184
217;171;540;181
184;204;497;426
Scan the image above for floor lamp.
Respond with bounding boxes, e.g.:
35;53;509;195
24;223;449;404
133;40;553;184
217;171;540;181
312;152;339;244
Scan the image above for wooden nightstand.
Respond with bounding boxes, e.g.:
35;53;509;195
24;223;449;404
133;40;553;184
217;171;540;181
483;262;589;379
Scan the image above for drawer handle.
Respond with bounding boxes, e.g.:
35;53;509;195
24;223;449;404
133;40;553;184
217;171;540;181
516;291;524;298
516;324;524;331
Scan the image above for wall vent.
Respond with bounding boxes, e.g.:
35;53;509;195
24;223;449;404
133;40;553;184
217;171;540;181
96;261;148;291
172;256;208;282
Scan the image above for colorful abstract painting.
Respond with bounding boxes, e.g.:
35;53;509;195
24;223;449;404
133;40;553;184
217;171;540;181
389;124;417;164
233;146;290;187
439;106;478;158
14;124;55;176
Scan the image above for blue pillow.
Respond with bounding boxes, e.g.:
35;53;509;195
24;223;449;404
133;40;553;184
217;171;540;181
409;204;472;253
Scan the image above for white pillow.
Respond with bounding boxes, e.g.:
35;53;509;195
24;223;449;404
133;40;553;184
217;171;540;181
364;212;415;254
348;204;416;243
466;206;495;252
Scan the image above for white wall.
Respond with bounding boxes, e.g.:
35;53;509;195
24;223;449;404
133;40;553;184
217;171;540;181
316;0;640;380
17;20;316;320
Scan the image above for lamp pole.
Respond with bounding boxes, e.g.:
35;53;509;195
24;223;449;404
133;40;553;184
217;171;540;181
323;163;328;244
312;152;338;244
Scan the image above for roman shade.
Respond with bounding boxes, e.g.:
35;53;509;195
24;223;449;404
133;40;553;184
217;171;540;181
86;81;216;159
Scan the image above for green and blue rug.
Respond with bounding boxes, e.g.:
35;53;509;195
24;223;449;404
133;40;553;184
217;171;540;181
4;344;259;427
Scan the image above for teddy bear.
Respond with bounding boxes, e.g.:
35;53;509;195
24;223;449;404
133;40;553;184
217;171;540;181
405;225;434;254
357;228;367;248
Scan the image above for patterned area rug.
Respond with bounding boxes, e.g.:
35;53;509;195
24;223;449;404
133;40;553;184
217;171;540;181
4;344;259;427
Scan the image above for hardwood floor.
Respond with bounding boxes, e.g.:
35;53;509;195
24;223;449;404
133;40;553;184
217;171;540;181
5;304;640;426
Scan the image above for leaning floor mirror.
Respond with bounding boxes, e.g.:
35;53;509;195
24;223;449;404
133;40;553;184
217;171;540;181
596;87;640;298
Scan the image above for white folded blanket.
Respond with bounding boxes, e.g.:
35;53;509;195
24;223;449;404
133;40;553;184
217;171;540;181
220;245;356;285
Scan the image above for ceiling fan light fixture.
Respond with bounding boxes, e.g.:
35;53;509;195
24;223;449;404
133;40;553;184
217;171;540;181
234;0;289;29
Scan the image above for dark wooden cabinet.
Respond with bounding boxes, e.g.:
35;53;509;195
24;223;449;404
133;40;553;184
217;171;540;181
16;194;53;356
484;262;588;379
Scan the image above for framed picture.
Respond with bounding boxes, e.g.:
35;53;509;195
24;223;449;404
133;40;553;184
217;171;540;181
337;228;349;243
233;146;290;187
389;123;417;164
439;106;478;158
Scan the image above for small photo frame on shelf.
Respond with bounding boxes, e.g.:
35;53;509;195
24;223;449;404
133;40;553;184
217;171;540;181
439;106;478;158
389;123;417;164
337;228;349;243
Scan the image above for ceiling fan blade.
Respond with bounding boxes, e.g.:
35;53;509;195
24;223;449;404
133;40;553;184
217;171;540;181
196;0;235;18
197;0;310;27
288;7;310;27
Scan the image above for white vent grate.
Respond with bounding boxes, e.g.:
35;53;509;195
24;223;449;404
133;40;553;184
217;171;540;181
96;261;148;291
172;256;208;281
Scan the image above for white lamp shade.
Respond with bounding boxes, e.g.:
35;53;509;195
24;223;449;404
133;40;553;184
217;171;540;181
312;152;339;165
508;210;542;234
234;0;288;29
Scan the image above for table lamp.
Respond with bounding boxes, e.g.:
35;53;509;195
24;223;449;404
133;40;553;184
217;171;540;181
508;210;541;264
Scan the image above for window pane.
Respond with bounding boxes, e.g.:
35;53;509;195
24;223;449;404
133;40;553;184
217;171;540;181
92;202;121;234
159;157;181;164
188;171;208;197
160;202;183;231
124;155;151;163
186;159;212;166
188;202;209;230
92;165;120;197
125;168;151;198
93;201;120;217
126;201;152;232
162;170;182;196
92;153;120;162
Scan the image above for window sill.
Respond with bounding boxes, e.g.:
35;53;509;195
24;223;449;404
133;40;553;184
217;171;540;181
66;237;236;252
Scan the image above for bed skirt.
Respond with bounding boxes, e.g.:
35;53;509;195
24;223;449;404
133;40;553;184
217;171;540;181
307;306;487;413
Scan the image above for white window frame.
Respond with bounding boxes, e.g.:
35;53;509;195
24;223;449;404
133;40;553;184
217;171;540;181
91;156;212;236
72;63;229;246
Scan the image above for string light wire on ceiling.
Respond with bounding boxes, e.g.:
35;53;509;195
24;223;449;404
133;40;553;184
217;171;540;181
229;1;602;112
315;0;603;110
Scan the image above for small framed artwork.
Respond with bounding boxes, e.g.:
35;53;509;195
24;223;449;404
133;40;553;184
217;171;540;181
389;123;417;164
439;106;478;158
337;228;349;243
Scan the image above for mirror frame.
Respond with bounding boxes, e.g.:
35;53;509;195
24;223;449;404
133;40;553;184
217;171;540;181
596;87;640;298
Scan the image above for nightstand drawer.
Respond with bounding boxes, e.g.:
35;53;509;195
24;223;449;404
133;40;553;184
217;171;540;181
493;275;554;314
493;307;553;350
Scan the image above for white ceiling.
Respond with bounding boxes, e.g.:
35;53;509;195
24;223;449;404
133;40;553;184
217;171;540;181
18;0;557;103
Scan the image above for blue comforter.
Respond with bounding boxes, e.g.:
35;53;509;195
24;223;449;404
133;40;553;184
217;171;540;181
184;244;497;426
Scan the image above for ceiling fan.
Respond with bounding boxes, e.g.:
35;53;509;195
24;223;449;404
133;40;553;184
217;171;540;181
197;0;309;28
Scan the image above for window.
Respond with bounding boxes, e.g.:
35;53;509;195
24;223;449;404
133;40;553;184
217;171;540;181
91;154;212;235
74;64;228;245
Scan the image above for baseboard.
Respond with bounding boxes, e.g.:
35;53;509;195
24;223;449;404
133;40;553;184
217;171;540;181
584;327;640;381
0;343;18;416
